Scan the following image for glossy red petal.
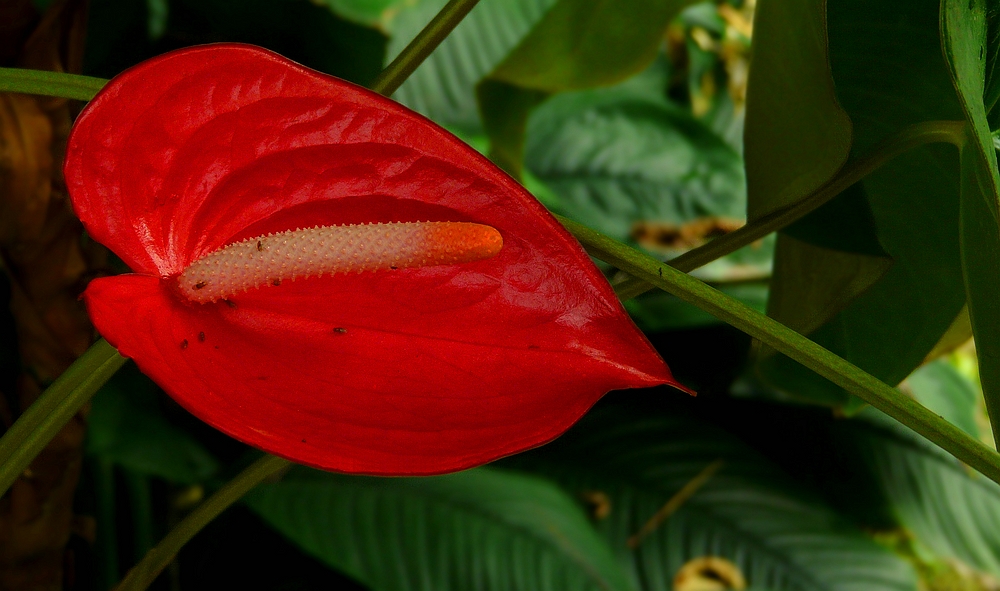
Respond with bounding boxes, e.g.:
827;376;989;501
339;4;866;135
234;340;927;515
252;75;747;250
66;44;683;475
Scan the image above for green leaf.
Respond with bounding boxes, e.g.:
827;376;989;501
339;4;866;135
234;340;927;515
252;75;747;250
743;0;852;220
756;0;971;408
87;365;219;484
478;0;697;175
903;358;984;441
502;400;918;591
525;81;770;329
315;0;405;27
941;0;1000;447
840;407;1000;578
245;467;634;591
526;87;747;243
385;0;557;131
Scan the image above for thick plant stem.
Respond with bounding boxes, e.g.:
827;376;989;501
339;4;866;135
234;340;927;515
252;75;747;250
369;0;481;97
560;214;1000;486
117;454;291;591
0;67;107;100
0;339;125;497
613;120;969;301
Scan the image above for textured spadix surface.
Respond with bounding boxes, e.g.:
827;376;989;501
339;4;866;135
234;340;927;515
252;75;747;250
176;222;503;302
65;44;680;475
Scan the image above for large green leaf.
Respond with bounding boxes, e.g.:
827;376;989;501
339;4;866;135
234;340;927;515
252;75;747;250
941;0;1000;446
716;361;998;582
743;0;852;220
87;365;219;484
756;0;970;408
524;79;771;330
526;85;747;244
502;400;918;591
478;0;697;175
245;467;634;591
385;0;556;131
839;407;1000;578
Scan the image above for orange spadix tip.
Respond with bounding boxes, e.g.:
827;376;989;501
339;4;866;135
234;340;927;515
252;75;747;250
423;222;503;263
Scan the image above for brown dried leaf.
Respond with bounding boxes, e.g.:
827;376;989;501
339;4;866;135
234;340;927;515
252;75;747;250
0;0;107;588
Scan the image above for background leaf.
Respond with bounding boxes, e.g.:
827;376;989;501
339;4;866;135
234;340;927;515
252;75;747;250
314;0;405;28
845;406;1000;579
502;397;918;591
478;0;697;175
524;73;769;331
743;0;852;220
941;0;1000;446
903;358;984;441
754;0;971;408
385;0;555;131
87;365;219;484
245;466;635;591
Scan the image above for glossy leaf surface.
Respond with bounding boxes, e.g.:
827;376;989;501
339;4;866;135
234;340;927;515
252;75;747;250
64;44;677;475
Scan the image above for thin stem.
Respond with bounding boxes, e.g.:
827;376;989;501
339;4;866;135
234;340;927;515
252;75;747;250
613;120;969;301
0;67;107;101
559;214;1000;485
0;338;126;497
117;454;291;591
628;459;724;549
369;0;481;97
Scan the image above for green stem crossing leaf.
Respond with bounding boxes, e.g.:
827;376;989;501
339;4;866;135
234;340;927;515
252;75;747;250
369;0;481;97
559;214;1000;487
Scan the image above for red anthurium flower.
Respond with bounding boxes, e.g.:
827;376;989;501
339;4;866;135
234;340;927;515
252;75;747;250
64;43;685;475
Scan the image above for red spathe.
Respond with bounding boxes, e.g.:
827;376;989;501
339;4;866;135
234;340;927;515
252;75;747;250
65;43;682;475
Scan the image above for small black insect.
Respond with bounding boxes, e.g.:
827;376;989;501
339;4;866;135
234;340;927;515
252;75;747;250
180;339;189;350
333;327;348;334
198;331;206;342
194;281;207;290
257;240;263;252
272;279;281;286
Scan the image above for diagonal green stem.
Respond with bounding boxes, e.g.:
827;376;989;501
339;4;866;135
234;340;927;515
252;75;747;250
559;214;1000;485
613;120;969;301
117;454;291;591
0;67;107;100
0;338;126;496
369;0;481;97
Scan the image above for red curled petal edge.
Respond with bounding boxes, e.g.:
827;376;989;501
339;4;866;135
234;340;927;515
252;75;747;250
65;43;687;475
